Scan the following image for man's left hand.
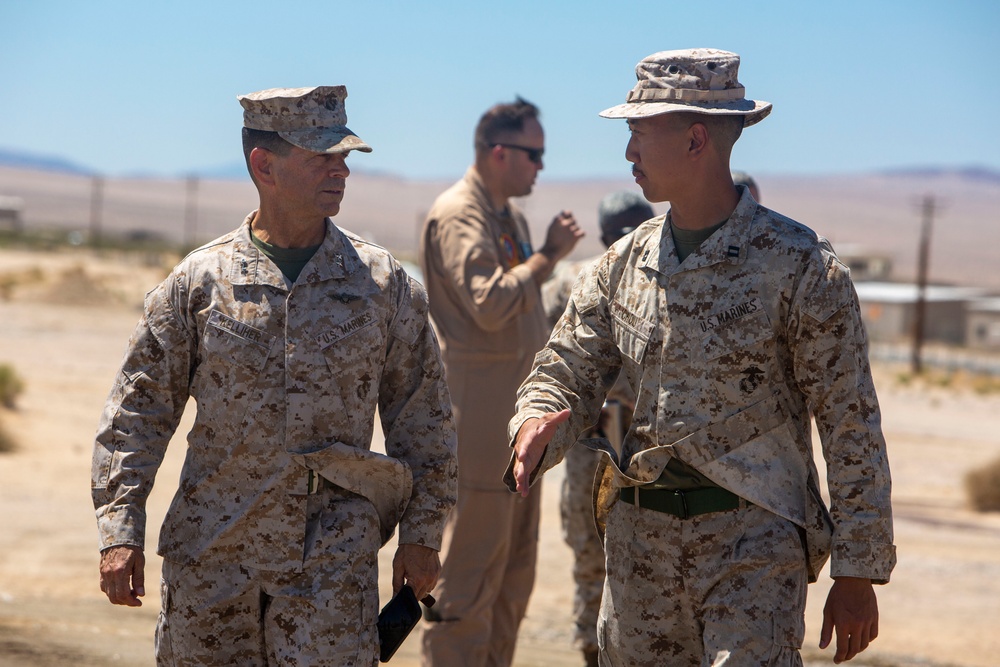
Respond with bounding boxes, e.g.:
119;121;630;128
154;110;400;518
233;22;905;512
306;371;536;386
820;576;879;663
391;543;440;601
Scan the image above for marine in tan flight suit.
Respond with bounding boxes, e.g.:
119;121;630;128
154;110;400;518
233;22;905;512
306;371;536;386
419;98;583;667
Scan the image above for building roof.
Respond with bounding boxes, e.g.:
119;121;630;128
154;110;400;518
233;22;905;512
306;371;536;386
854;282;987;304
967;297;1000;314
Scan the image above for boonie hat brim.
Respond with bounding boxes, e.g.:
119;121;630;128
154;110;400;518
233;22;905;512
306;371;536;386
599;98;772;127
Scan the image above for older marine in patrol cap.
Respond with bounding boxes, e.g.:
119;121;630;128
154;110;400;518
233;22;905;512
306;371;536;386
507;49;895;665
92;85;458;666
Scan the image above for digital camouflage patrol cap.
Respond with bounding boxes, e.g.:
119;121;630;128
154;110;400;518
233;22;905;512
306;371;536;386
238;85;372;154
600;48;771;127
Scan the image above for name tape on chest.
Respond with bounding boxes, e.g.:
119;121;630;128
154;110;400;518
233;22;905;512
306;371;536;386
207;310;274;348
610;299;655;341
319;309;377;349
699;297;762;333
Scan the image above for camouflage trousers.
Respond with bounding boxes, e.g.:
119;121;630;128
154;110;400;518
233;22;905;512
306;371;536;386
559;443;606;653
598;499;807;666
155;488;381;667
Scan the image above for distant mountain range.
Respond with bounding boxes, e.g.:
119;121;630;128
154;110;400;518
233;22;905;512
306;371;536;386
2;146;999;184
879;166;1000;183
0;149;95;176
0;148;237;180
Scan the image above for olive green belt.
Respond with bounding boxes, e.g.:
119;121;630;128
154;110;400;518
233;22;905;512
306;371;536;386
619;485;746;519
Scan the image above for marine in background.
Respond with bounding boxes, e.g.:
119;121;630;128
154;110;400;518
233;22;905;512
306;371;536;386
419;97;583;667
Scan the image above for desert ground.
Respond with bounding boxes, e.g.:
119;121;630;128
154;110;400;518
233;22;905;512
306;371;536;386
2;246;1000;667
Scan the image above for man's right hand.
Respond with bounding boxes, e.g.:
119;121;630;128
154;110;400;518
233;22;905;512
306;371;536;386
99;545;145;607
541;210;584;262
512;410;571;496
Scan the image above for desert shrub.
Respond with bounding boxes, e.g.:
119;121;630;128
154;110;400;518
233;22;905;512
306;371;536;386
966;455;1000;512
0;266;44;301
0;363;24;409
894;371;914;387
0;421;14;454
971;375;1000;396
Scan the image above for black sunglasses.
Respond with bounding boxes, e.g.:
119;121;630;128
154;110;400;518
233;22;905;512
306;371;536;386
492;143;544;165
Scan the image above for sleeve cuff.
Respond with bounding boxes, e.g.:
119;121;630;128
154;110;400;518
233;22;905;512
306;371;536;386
829;540;897;584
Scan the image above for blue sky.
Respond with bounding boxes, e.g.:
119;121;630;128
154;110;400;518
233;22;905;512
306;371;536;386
1;0;997;181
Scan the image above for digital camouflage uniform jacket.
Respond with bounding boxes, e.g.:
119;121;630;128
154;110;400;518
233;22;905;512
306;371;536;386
93;215;458;571
508;188;895;583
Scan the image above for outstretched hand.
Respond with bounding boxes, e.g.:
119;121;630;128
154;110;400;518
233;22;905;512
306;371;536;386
512;410;571;496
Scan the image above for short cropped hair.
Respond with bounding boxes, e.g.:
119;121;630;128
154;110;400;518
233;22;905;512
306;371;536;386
703;114;744;152
731;170;758;191
474;97;540;155
242;127;293;183
673;112;744;153
598;191;654;246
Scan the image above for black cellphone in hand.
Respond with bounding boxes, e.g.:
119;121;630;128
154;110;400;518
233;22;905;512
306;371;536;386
377;585;430;662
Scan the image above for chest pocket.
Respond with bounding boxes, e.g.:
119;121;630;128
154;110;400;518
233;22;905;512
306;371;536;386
701;307;774;361
319;310;386;379
200;310;274;389
610;298;654;364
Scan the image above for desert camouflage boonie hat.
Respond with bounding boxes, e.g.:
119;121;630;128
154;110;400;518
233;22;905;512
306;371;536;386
238;85;372;154
600;49;771;127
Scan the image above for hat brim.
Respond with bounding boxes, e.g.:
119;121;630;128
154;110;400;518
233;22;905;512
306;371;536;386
599;99;772;128
278;126;372;154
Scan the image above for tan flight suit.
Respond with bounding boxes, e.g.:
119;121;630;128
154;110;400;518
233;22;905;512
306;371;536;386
507;188;896;665
419;168;549;667
93;216;458;666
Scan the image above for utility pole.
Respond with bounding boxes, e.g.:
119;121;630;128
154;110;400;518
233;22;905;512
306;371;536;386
184;175;199;249
911;195;935;375
89;175;104;248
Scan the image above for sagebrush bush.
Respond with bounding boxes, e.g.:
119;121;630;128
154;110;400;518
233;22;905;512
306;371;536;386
0;422;14;454
966;456;1000;512
0;363;24;409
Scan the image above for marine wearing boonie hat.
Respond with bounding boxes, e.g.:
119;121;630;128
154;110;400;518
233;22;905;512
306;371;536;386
599;48;771;127
238;85;372;154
